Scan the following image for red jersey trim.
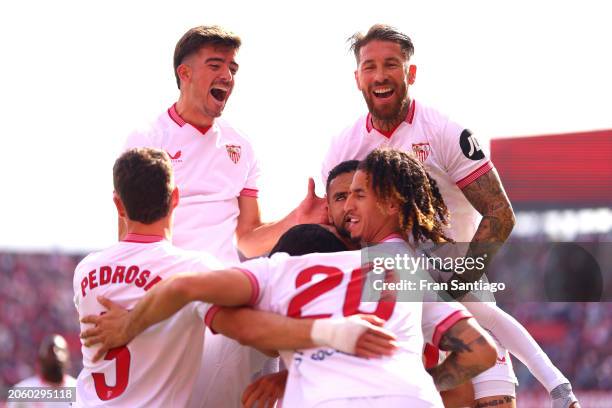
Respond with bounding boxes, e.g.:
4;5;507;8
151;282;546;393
432;309;472;348
456;161;494;190
167;104;186;127
380;233;404;243
366;99;416;137
122;233;165;243
235;268;260;306
423;343;440;369
240;188;259;198
167;103;212;135
204;305;222;334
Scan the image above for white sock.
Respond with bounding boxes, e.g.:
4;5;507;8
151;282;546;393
462;301;569;392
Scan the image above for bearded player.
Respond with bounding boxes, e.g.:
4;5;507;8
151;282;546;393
322;25;579;408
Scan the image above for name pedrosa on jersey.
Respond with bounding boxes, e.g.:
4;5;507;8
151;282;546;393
80;265;162;297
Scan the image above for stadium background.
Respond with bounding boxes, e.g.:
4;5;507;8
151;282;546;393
1;0;611;406
1;131;610;407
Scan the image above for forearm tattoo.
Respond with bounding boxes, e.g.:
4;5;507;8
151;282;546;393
427;323;491;391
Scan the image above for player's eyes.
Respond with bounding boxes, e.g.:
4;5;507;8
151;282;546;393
209;64;220;70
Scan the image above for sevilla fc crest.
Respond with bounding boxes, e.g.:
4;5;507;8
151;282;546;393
412;142;431;163
226;144;241;164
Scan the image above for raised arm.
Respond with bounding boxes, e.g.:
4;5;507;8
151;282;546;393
427;318;497;391
236;178;328;258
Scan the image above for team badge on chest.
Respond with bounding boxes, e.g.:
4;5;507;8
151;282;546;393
225;144;241;164
412;142;431;163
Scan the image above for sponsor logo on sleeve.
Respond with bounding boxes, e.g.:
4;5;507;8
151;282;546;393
459;129;485;160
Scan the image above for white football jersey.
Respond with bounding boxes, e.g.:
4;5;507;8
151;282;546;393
322;100;493;242
73;234;222;407
235;250;471;407
125;104;261;263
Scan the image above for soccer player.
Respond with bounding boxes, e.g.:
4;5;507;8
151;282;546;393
8;334;76;408
325;159;361;250
322;25;579;408
123;26;326;407
81;155;500;407
74;148;394;407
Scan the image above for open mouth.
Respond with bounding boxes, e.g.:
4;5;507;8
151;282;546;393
210;87;228;102
345;215;360;233
373;87;394;99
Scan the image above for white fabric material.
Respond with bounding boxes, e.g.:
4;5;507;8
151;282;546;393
464;301;567;392
125;109;268;408
73;240;221;407
239;251;468;407
321;100;492;242
125;110;261;264
473;380;517;400
313;395;443;408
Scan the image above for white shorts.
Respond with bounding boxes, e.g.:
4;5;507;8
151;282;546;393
313;395;443;408
471;330;518;398
473;380;517;400
187;328;272;408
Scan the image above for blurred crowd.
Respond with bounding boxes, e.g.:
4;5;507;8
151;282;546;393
0;233;610;400
0;252;82;399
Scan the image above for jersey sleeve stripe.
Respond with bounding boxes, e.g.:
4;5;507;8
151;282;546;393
431;309;472;348
204;305;222;334
456;161;494;189
235;268;260;306
239;188;259;198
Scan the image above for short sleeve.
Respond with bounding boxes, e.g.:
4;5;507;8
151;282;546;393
437;119;494;190
232;256;275;309
240;153;261;198
193;301;212;320
421;302;472;348
123;130;155;151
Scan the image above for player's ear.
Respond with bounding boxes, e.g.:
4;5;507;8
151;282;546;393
408;64;417;85
170;187;180;210
177;63;191;86
113;192;127;219
354;69;362;91
386;199;400;216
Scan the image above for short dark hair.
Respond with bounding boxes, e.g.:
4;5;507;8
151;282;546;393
358;148;451;244
348;24;414;63
173;25;241;89
270;224;348;256
113;148;174;224
326;160;360;192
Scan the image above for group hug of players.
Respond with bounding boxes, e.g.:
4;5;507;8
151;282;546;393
72;24;580;407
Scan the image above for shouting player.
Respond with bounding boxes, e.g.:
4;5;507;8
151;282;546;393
123;25;327;408
73;148;395;407
322;25;579;408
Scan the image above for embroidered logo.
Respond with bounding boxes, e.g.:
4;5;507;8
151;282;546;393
226;144;241;164
412;142;431;163
166;150;182;163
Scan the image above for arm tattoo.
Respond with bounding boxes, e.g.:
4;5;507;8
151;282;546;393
447;168;516;298
475;396;515;407
427;322;492;391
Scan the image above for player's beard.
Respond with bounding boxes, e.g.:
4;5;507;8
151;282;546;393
363;80;409;130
